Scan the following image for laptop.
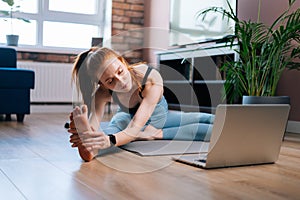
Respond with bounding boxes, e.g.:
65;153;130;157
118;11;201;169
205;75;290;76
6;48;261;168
173;104;290;169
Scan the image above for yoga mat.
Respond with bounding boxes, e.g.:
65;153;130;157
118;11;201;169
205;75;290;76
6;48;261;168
100;122;209;156
120;140;209;156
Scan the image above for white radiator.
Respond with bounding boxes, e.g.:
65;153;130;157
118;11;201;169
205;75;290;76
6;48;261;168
18;61;76;103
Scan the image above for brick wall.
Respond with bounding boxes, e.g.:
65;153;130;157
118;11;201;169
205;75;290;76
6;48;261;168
17;51;76;63
111;0;145;63
18;0;145;64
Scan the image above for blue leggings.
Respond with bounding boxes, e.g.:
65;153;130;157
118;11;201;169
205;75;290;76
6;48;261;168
162;111;214;142
102;96;214;141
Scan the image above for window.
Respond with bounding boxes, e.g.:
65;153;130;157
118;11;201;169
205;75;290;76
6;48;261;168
0;0;107;50
169;0;237;46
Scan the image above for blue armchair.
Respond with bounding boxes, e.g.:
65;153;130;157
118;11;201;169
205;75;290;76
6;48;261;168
0;47;35;122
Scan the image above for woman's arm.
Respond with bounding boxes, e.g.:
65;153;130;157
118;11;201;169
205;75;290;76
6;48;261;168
114;68;164;146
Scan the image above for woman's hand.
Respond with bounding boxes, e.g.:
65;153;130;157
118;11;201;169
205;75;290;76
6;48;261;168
67;121;111;150
67;112;81;147
136;125;163;141
79;130;111;150
68;131;81;147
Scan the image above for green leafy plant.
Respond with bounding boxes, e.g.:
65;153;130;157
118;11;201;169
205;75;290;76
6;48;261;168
0;0;30;34
196;0;300;103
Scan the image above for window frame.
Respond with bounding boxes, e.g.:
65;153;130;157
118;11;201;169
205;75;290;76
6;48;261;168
0;0;108;54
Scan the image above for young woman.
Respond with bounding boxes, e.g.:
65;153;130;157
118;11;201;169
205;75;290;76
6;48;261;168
68;47;214;162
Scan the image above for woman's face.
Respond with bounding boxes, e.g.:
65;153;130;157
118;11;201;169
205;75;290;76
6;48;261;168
98;58;132;92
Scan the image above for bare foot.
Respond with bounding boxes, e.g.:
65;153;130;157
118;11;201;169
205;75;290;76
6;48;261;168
72;105;98;162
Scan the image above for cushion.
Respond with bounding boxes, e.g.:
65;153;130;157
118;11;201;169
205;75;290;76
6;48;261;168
0;68;35;89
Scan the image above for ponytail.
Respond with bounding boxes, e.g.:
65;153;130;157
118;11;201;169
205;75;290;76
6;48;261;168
72;49;95;114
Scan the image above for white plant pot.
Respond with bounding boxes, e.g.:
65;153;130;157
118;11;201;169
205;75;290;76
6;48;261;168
6;35;19;46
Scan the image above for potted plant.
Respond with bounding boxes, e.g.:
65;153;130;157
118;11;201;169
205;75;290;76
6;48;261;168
196;0;300;104
0;0;30;46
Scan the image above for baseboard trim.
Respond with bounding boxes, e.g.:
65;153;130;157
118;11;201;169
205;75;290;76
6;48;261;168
30;104;115;114
287;121;300;134
31;105;73;113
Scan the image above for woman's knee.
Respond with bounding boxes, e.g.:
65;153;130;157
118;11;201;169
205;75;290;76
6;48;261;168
108;112;131;131
148;104;168;129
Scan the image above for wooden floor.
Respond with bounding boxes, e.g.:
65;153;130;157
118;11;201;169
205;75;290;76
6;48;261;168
1;112;300;200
